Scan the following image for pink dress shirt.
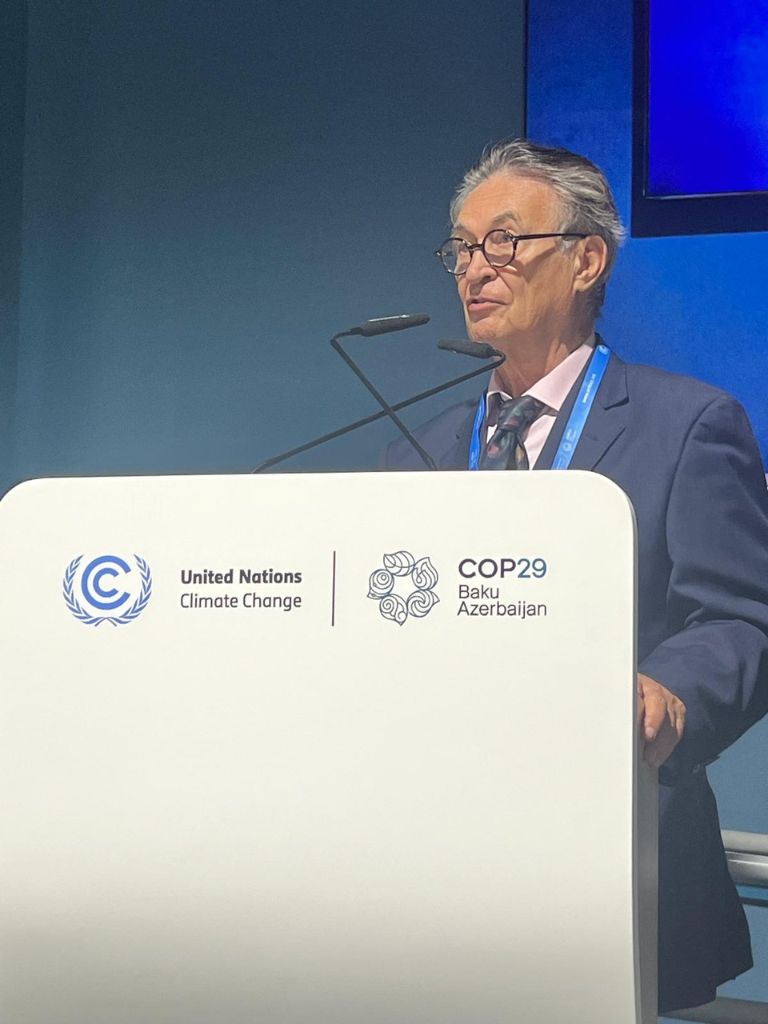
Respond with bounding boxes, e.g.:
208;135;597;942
485;336;595;468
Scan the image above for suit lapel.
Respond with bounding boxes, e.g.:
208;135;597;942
438;351;630;472
440;401;479;469
535;352;629;471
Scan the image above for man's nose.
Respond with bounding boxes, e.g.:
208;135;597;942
463;246;496;284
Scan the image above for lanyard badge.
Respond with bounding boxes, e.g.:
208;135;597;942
468;343;611;471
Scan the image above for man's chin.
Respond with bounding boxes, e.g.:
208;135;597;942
466;323;504;347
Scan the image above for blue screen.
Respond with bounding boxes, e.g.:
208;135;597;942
648;2;768;197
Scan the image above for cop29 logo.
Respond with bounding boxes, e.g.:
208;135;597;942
63;554;153;627
367;549;439;626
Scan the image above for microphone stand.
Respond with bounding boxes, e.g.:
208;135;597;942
331;331;437;469
253;344;504;473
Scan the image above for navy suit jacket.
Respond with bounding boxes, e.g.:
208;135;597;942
384;350;768;1013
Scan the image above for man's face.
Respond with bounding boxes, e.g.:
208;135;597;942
453;173;582;350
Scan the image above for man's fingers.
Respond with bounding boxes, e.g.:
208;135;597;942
642;688;668;741
645;721;679;768
637;673;686;768
645;709;685;766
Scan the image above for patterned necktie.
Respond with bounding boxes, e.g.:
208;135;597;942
479;394;544;470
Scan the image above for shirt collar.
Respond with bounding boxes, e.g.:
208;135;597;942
487;334;596;415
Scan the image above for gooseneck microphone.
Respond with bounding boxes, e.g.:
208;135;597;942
252;325;505;473
352;314;431;337
438;339;501;359
331;315;436;469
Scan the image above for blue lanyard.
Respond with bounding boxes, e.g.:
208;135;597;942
468;343;611;471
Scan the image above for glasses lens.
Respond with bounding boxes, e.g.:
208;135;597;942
438;238;467;275
483;229;516;267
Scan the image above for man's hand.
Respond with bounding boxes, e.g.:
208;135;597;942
637;673;686;768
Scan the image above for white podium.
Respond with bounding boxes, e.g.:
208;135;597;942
0;471;656;1024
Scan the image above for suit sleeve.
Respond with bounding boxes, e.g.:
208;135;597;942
638;395;768;777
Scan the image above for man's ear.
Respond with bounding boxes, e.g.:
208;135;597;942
572;235;608;294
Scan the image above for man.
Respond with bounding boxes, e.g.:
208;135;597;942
384;139;768;1014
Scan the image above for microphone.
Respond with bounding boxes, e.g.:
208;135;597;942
350;314;430;337
438;339;503;360
253;334;504;473
331;316;437;469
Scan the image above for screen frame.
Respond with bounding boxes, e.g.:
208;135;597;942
632;0;768;238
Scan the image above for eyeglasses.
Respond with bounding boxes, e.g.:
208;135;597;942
434;229;588;276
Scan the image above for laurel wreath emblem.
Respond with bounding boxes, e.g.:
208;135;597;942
367;550;439;626
63;555;153;627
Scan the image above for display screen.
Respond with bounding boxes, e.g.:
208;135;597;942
647;3;768;198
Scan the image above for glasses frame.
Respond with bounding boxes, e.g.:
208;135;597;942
434;229;588;276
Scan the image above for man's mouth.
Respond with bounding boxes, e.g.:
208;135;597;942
467;297;502;313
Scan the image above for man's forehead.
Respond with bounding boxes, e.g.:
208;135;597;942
453;208;523;235
453;173;560;233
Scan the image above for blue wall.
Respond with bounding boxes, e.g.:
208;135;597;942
5;0;525;489
527;0;768;1006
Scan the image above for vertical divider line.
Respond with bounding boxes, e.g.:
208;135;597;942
331;550;337;626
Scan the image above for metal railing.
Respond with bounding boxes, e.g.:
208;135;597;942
723;830;768;896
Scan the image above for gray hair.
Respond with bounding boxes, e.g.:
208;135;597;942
450;138;626;319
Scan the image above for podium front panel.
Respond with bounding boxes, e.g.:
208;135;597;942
0;472;653;1024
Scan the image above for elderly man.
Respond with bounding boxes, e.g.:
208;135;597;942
384;139;768;1014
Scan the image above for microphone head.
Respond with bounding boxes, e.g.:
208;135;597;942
438;339;504;360
355;313;430;337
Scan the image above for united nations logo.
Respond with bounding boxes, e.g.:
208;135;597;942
367;550;439;626
63;554;153;627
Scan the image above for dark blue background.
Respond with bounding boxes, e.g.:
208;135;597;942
0;0;525;488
